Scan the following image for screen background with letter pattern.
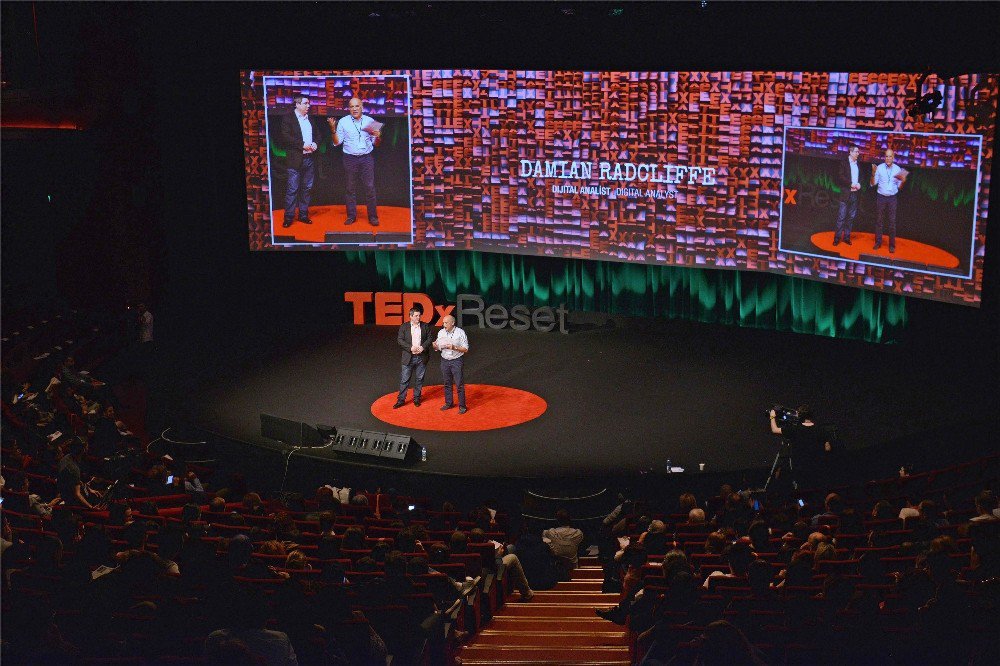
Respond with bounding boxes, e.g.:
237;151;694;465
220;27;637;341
242;70;998;306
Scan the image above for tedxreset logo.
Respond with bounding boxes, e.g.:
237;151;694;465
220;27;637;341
345;292;568;333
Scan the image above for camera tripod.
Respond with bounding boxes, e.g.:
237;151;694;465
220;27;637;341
764;438;797;492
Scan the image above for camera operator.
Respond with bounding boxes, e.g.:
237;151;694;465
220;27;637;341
769;405;837;469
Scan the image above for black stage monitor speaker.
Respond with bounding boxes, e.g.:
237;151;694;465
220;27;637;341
381;433;420;462
357;430;382;456
300;423;325;447
331;426;422;463
261;413;303;445
334;427;369;456
330;426;357;454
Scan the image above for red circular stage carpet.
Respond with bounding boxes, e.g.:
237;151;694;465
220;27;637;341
810;231;959;268
371;384;547;432
271;205;411;241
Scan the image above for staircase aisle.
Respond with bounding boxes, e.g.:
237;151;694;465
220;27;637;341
457;556;631;665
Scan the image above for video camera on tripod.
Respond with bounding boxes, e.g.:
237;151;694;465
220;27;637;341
769;405;803;428
764;405;803;492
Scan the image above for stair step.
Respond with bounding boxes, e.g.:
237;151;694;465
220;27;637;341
462;655;632;666
458;645;630;663
521;591;620;603
495;603;609;617
458;557;629;662
552;580;604;591
572;567;605;580
472;630;627;646
459;659;631;665
487;617;611;632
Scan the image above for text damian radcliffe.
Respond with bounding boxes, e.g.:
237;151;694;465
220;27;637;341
520;159;717;185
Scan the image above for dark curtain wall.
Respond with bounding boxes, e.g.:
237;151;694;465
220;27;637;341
1;3;162;314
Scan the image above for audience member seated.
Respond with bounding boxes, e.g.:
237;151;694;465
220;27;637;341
678;492;698;515
967;515;1000;581
746;519;771;553
543;509;585;575
596;543;647;624
777;549;815;588
728;558;779;617
635;569;703;662
679;507;708;531
469;527;534;600
342;525;365;550
89;404;126;457
1;599;81;664
620;519;669;560
427;500;458;532
693;620;767;666
242;492;268;516
713;491;754;534
316;584;388;665
272;512;301;541
512;528;560;591
316;512;341;559
204;585;299;665
703;540;753;588
971;490;1000;522
229;534;286;579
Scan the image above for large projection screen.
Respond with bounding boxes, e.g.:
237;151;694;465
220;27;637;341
242;70;998;306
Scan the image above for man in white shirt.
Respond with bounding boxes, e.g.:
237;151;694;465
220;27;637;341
432;315;469;413
543;509;585;574
870;148;908;252
277;93;323;228
330;97;382;227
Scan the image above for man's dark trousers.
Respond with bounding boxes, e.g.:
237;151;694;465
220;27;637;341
875;193;897;249
834;191;858;243
344;152;378;221
441;357;466;408
398;356;426;403
285;154;315;223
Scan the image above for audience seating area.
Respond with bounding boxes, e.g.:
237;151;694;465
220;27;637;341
2;310;998;665
594;461;998;665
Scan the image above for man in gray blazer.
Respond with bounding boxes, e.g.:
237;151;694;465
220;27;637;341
394;308;434;408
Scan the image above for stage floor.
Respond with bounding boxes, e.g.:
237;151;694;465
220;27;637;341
171;316;995;480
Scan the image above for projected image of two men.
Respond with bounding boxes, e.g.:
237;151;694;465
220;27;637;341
780;128;982;280
263;75;414;245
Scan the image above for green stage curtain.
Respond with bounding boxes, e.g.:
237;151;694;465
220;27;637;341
345;251;907;343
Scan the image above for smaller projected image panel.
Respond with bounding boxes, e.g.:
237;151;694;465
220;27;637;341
780;128;982;280
263;75;414;246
